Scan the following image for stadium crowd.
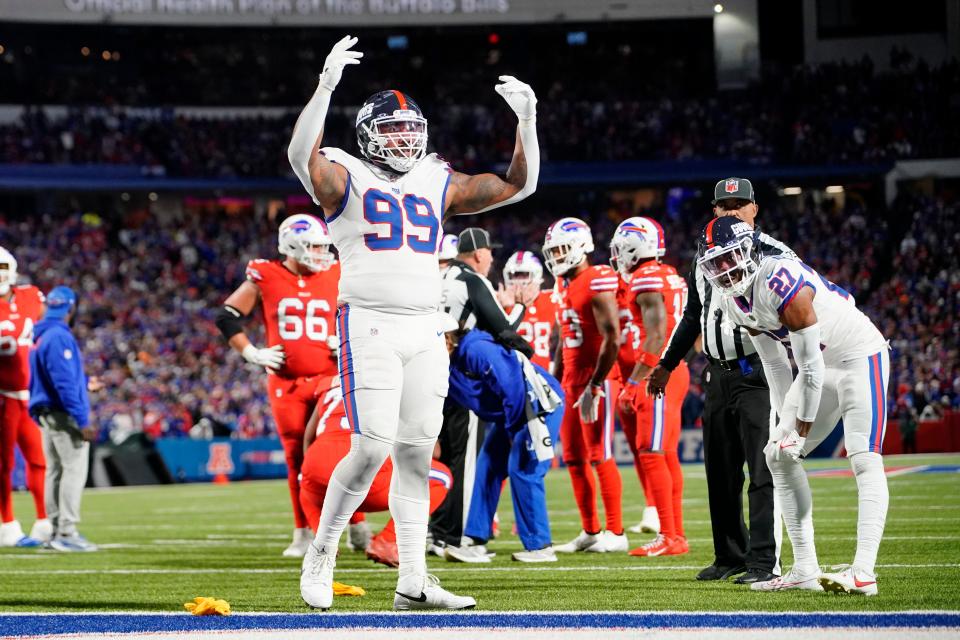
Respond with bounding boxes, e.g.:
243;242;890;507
1;187;955;442
2;58;958;175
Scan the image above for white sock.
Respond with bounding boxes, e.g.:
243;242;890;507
390;492;430;590
313;477;367;553
767;452;819;575
390;441;434;593
850;452;888;575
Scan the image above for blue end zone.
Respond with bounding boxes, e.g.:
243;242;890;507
2;612;959;635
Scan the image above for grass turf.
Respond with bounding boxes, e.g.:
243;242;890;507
2;453;958;613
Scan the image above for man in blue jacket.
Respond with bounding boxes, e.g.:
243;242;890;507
441;319;564;563
28;286;97;552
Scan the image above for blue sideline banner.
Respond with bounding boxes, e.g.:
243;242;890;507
154;438;287;482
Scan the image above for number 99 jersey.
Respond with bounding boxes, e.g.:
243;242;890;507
246;259;339;379
320;147;451;314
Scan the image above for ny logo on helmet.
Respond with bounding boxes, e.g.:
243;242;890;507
725;179;740;193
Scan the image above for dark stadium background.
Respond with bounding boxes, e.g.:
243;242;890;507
1;0;957;482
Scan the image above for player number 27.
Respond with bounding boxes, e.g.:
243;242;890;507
767;267;798;298
363;189;439;253
278;298;330;342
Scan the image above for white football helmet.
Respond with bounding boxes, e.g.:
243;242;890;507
542;217;594;277
278;214;334;272
503;251;544;288
0;246;17;296
609;216;665;279
438;234;459;262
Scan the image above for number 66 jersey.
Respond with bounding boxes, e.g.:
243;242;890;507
246;259;340;378
320;147;450;314
719;256;886;365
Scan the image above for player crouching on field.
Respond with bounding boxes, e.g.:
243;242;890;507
697;216;890;596
441;315;565;564
299;374;453;568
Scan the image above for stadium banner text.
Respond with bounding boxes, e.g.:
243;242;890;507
0;0;714;27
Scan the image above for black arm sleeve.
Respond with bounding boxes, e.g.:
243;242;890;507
214;305;247;341
659;265;703;371
464;275;534;357
465;274;517;335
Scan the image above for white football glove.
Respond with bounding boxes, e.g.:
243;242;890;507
495;75;537;121
765;429;807;462
242;344;286;372
573;384;604;424
319;35;363;92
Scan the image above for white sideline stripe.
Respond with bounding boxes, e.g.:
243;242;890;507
6;563;958;575
5;609;960;616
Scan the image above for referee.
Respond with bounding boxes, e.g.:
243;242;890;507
430;227;534;554
648;178;793;585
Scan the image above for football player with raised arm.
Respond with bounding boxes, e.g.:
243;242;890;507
610;217;690;557
697;216;889;596
286;35;539;610
215;215;348;558
543;218;627;554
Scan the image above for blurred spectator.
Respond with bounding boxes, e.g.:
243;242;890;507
1;56;958;175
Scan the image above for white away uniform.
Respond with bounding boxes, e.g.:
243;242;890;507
720;255;890;586
322;147;451;445
720;256;889;454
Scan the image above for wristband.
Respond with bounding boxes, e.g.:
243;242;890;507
638;351;660;368
626;379;640;386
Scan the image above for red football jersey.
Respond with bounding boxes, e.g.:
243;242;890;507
555;264;621;387
627;260;688;356
505;290;556;370
246;259;339;379
0;285;44;393
616;277;641;380
313;375;351;441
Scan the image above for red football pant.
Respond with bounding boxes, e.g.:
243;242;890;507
0;396;46;523
267;375;320;530
561;379;623;535
299;434;452;539
634;363;689;538
618;403;655;508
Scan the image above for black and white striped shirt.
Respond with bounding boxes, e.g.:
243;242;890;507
660;231;796;368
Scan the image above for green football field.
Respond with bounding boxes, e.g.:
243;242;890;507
2;454;959;613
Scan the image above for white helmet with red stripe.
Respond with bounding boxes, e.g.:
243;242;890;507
278;214;334;272
609;216;665;279
503;251;544;288
542;217;594;277
0;246;17;296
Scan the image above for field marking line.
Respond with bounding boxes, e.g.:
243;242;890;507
4;562;958;575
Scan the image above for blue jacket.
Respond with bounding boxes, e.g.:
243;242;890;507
29;318;90;426
448;329;562;428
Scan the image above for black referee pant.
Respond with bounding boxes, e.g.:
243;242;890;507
429;400;481;547
702;356;777;572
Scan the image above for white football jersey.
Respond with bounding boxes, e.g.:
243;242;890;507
719;256;886;365
321;147;451;314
